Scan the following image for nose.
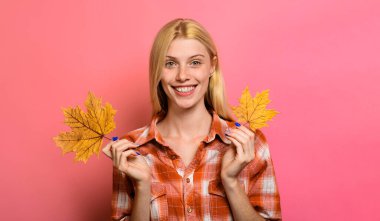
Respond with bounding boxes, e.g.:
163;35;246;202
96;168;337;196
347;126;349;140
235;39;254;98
175;65;189;82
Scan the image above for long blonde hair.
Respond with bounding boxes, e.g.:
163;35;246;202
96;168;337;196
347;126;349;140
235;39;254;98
149;18;233;121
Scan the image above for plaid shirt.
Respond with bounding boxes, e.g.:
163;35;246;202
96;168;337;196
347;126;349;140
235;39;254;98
111;112;282;221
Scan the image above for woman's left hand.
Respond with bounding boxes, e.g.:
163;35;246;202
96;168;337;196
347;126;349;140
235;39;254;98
221;123;256;185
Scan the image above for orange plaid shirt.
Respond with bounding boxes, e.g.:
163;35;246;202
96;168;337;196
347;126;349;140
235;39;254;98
111;112;282;221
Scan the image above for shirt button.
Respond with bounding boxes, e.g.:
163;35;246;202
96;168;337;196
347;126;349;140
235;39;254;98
187;207;192;213
186;178;190;183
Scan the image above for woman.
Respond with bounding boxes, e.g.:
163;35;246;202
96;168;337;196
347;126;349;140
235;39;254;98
103;18;281;221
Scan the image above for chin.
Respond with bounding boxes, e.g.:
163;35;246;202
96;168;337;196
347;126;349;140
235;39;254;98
173;100;204;111
176;103;196;110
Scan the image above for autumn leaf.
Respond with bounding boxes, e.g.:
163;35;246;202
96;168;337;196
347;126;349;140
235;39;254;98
53;92;116;163
231;87;278;131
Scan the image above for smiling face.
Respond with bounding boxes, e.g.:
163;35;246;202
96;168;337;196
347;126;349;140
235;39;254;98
160;38;216;112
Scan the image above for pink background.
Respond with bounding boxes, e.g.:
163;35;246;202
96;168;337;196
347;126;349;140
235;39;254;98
1;0;379;220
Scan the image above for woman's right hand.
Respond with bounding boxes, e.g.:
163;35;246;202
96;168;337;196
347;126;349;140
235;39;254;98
102;139;151;186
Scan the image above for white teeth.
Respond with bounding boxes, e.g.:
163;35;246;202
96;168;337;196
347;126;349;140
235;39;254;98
174;86;195;93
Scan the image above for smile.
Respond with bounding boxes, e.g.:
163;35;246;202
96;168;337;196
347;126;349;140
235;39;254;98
174;86;195;92
172;85;197;96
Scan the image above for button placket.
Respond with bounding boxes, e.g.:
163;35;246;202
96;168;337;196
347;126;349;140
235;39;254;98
187;206;192;213
183;173;194;217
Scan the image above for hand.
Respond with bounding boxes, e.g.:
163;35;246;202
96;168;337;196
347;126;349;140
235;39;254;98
221;123;255;185
103;139;151;186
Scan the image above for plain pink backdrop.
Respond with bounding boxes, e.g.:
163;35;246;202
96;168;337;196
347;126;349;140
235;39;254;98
1;0;379;220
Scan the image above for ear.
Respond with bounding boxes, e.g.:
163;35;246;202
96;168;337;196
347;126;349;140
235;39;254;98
210;56;217;74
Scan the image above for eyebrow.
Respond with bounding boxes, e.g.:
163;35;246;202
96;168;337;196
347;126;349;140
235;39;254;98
165;54;205;59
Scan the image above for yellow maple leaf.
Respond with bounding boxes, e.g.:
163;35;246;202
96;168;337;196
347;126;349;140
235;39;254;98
53;92;116;163
231;87;279;131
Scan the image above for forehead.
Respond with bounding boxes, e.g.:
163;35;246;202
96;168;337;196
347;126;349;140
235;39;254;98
166;38;209;58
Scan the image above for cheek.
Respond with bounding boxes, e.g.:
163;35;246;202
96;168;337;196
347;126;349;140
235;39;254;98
197;72;211;85
199;77;210;95
160;69;177;83
158;75;169;94
160;80;170;95
193;66;210;78
159;72;171;86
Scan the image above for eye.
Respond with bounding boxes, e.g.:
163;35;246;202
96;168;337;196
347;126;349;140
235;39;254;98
190;60;202;66
165;61;177;68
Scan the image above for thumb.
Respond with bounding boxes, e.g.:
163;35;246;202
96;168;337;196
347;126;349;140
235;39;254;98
102;141;113;158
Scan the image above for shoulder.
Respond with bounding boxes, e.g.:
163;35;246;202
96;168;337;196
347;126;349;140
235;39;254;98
254;129;272;161
123;124;151;143
254;129;268;146
244;129;275;176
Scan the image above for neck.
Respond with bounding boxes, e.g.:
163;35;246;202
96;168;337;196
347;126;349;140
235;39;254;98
158;104;213;140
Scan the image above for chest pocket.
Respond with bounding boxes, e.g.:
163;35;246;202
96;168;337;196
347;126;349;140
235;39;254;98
208;179;231;219
208;179;246;220
150;182;168;221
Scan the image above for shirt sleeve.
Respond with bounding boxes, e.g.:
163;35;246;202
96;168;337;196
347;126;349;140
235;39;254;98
247;129;282;220
111;166;134;221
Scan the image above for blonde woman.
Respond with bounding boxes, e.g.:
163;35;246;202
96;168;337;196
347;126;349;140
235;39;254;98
103;18;281;221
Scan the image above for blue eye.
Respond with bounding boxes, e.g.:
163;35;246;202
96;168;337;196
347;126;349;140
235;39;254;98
191;60;201;65
165;61;176;68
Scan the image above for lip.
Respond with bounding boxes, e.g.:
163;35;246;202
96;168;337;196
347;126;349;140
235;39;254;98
172;85;197;97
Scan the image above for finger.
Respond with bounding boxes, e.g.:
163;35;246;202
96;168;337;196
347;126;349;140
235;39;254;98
113;141;139;154
235;126;255;155
111;140;118;162
233;129;254;161
115;143;138;167
228;129;250;150
227;135;253;167
102;141;113;158
119;150;139;172
112;139;138;149
130;153;147;166
235;126;255;158
237;125;255;138
230;128;250;141
225;135;244;158
110;138;129;159
238;126;255;158
227;129;255;161
225;136;250;170
112;139;138;165
121;149;139;160
235;124;255;154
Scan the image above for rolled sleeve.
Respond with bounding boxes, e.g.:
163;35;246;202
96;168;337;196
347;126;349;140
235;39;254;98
248;130;282;220
111;166;134;221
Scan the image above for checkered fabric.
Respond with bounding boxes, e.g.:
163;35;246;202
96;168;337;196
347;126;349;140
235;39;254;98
111;111;281;221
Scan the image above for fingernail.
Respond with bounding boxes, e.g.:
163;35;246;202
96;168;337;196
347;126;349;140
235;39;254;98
235;122;241;127
112;136;118;141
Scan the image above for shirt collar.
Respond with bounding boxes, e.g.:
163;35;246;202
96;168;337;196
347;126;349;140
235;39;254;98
134;111;232;147
204;111;232;144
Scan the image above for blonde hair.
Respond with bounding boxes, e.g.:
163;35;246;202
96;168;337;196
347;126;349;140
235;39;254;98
149;18;233;121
